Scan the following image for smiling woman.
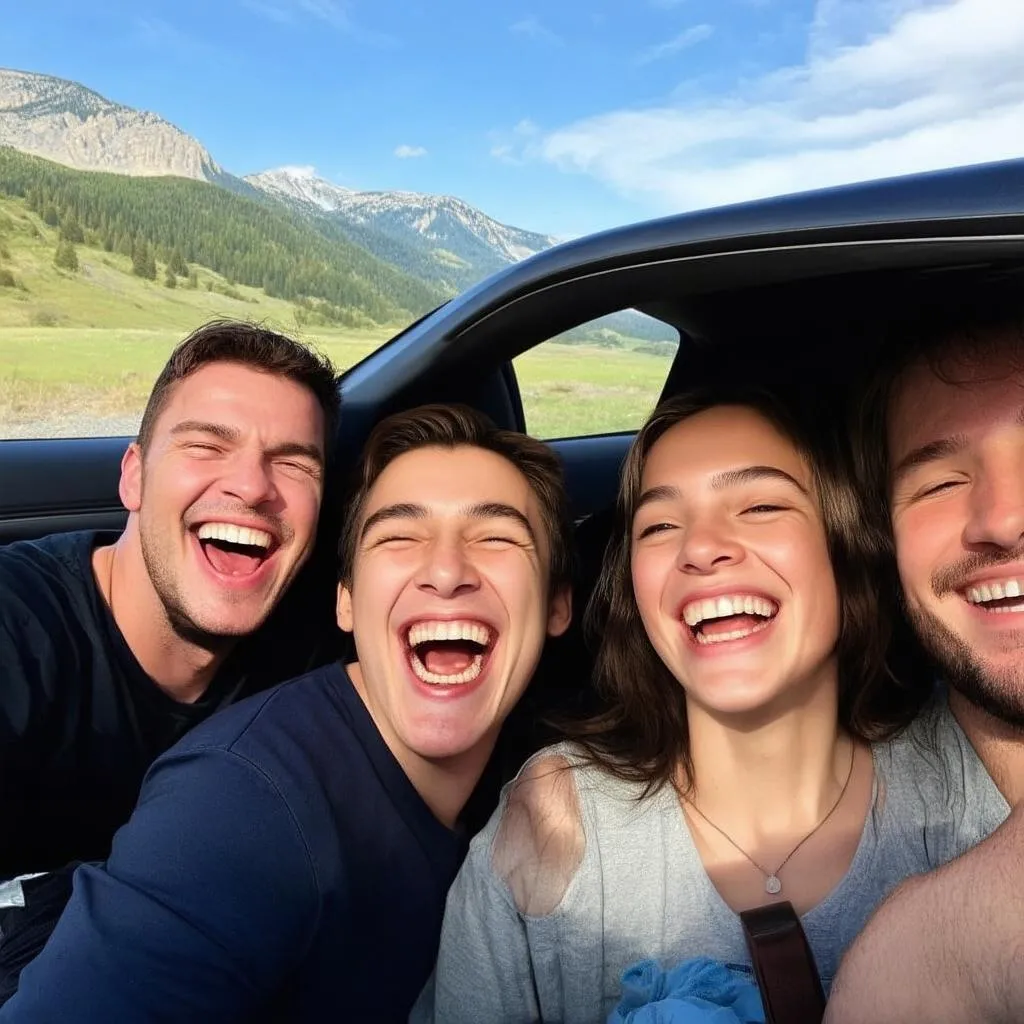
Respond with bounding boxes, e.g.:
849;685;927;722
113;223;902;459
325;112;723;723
417;382;1007;1024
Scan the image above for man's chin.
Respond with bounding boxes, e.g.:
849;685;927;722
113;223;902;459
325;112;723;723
911;607;1024;728
165;601;271;651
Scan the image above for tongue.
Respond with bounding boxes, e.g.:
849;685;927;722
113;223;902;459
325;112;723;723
701;613;765;637
419;641;477;675
202;541;264;577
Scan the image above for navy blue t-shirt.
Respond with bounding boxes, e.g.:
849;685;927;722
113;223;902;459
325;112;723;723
0;662;467;1023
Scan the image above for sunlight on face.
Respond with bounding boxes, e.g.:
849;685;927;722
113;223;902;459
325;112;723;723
889;347;1024;724
337;444;570;769
631;405;840;720
122;362;325;642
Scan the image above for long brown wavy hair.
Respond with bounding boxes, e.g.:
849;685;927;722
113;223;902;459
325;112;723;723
567;382;923;796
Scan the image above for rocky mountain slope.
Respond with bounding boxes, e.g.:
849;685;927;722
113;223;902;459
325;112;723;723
0;68;229;184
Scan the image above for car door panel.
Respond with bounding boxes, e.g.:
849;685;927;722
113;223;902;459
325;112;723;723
0;437;127;545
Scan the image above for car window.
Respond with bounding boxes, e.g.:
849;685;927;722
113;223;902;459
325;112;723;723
513;310;678;440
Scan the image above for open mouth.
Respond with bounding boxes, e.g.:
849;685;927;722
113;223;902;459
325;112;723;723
682;594;779;646
195;522;277;577
965;578;1024;615
405;620;494;686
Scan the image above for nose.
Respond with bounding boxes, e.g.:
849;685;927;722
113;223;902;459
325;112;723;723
219;450;279;508
963;452;1024;552
415;536;481;598
675;515;744;574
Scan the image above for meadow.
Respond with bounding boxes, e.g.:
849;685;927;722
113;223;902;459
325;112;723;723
0;195;670;441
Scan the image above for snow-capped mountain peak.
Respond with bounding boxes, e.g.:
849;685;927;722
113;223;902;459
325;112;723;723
245;166;356;212
246;166;558;268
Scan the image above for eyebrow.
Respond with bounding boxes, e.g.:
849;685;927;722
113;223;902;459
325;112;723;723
170;420;323;467
359;501;536;543
636;465;807;512
892;435;968;485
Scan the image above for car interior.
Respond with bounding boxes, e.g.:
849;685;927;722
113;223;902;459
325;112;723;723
5;160;1024;831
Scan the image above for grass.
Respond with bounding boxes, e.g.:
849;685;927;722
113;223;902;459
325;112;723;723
513;341;669;439
0;193;671;440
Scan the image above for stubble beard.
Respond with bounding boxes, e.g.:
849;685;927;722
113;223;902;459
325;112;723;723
139;526;240;656
906;600;1024;730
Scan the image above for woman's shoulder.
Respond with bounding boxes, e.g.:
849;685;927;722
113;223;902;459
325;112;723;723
870;690;1009;860
874;690;995;798
490;745;588;916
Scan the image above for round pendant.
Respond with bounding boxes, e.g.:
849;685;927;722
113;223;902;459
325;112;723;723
765;875;782;895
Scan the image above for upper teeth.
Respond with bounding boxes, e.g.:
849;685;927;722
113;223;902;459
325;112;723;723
196;522;273;549
966;579;1023;604
407;621;492;646
682;595;776;627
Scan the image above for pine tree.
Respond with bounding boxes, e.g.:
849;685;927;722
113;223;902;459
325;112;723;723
60;210;84;244
168;246;188;277
54;239;79;272
164;268;177;288
132;239;157;280
42;204;59;227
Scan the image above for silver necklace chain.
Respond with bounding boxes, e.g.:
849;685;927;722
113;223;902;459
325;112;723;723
683;740;857;896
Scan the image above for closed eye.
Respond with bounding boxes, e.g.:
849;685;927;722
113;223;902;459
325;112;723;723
371;534;417;546
637;522;675;539
916;480;963;499
277;459;320;478
742;503;787;514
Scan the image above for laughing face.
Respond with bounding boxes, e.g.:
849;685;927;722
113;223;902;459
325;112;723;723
889;345;1024;724
630;405;840;718
119;361;326;644
336;444;571;768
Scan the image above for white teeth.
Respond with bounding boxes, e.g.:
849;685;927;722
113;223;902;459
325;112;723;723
409;650;484;686
695;618;773;645
196;522;273;549
966;579;1024;606
682;595;777;627
406;621;492;647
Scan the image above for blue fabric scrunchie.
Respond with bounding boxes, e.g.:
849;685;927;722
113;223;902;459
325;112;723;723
607;957;765;1024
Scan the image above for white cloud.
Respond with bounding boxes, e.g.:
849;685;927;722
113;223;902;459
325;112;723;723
489;119;540;164
239;0;294;24
515;0;1024;214
637;24;713;64
394;144;427;159
240;0;395;45
510;16;562;45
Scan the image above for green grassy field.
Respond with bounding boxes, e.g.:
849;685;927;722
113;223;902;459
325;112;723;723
0;194;670;440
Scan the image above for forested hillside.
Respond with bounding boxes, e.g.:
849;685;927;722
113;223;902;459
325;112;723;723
0;147;444;325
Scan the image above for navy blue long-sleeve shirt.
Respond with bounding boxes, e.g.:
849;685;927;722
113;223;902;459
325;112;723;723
0;662;466;1023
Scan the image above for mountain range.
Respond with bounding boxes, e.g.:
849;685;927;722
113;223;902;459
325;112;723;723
0;67;673;342
0;68;557;293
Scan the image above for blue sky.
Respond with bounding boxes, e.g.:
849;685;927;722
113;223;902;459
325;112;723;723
3;0;1022;239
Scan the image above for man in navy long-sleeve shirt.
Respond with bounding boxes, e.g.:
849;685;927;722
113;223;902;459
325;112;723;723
1;404;573;1023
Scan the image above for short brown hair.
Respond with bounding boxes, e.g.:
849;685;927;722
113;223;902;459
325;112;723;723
338;403;572;594
570;383;917;796
137;319;339;453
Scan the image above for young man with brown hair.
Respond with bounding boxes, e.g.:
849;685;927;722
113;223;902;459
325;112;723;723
1;404;573;1023
826;299;1024;1022
0;319;339;998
